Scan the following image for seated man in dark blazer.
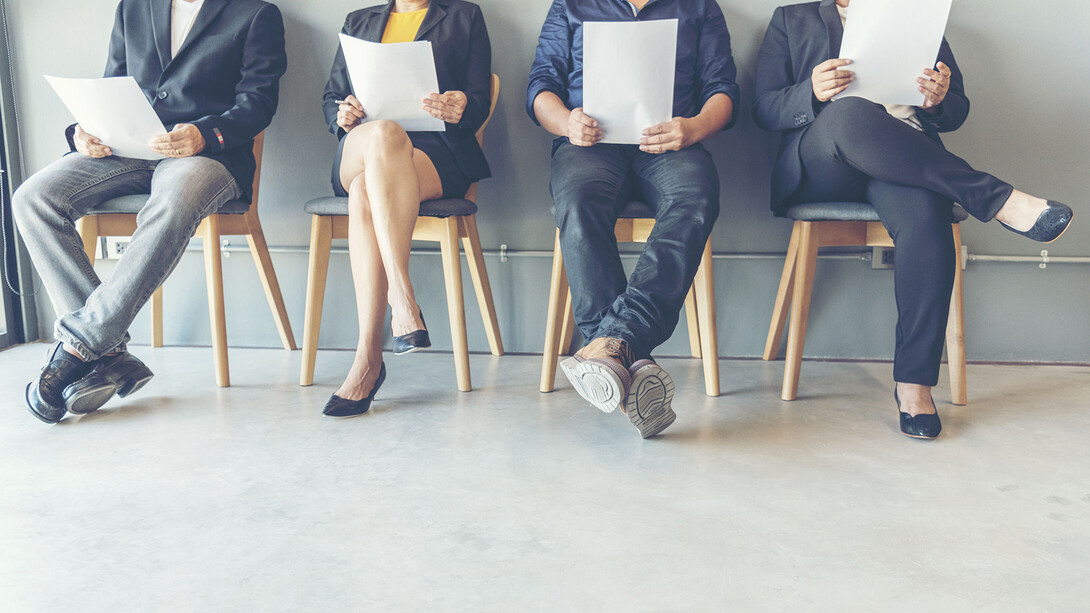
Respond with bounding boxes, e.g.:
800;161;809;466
13;0;287;424
527;0;739;439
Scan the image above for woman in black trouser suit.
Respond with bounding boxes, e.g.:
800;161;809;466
754;0;1074;438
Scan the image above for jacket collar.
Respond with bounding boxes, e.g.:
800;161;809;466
369;0;448;42
819;0;844;59
151;0;229;71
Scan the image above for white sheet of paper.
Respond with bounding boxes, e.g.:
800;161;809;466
583;19;678;145
837;0;954;106
338;34;444;132
45;75;167;160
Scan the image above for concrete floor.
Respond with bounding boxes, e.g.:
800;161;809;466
1;342;1088;612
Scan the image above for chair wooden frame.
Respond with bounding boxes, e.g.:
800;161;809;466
75;132;297;388
299;74;504;392
763;219;967;405
539;224;721;397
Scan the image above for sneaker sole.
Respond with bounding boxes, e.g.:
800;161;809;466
626;364;677;438
560;357;625;414
118;371;154;398
65;383;119;415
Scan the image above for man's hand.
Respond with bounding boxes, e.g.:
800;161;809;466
639;118;696;154
423;91;468;124
567;107;603;147
812;58;854;102
918;61;952;111
73;125;112;158
148;124;206;158
337;95;366;131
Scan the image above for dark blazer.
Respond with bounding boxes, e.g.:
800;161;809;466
752;0;969;214
66;0;287;201
323;0;492;182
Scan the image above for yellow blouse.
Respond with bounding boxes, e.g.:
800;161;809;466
381;8;427;44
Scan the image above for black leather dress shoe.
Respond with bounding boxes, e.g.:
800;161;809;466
25;342;93;424
63;352;155;415
393;310;431;355
323;363;386;417
999;201;1074;243
895;389;942;440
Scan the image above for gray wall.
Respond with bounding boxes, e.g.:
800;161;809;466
7;0;1090;368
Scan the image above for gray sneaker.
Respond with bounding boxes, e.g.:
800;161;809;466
625;359;676;438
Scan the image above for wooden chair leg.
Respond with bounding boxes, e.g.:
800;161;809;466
782;222;819;401
693;239;720;397
947;223;968;406
76;217;99;265
300;215;333;387
245;214;296;351
439;217;471;392
560;291;575;356
764;221;801;361
684;285;701;359
151;287;164;347
540;231;568;392
202;215;230;387
460;215;504;356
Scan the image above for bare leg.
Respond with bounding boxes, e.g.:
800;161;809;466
334;121;443;401
896;381;937;416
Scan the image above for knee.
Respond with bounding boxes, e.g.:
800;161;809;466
821;96;882;124
10;174;58;227
359;120;410;159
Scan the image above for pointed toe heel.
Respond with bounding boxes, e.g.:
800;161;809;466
393;309;431;355
323;363;387;418
895;389;942;440
999;201;1074;243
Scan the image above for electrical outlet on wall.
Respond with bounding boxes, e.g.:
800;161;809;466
871;246;894;269
105;237;131;259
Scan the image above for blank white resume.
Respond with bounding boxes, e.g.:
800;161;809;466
45;75;167;160
338;34;444;132
838;0;954;106
583;19;679;145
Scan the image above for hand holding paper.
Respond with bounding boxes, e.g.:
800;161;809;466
338;33;444;132
837;0;954;106
45;75;168;160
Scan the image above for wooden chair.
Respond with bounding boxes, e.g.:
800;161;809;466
763;201;968;404
75;132;297;387
540;203;721;397
299;74;503;392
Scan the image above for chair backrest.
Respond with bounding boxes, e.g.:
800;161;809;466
464;74;500;202
247;131;266;212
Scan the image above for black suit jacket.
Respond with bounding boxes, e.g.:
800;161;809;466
68;0;287;201
752;0;969;214
323;0;492;182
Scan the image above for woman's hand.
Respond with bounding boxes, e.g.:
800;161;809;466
337;95;366;131
148;124;206;158
639;118;696;154
73;125;112;158
918;61;952;111
567;107;603;147
423;91;468;124
811;58;854;102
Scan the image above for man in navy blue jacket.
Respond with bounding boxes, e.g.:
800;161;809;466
13;0;287;424
527;0;739;438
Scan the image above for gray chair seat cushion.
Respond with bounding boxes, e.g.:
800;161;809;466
88;194;251;216
785;201;969;223
304;196;478;218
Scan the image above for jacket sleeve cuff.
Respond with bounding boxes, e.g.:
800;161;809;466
65;123;78;152
192;119;226;153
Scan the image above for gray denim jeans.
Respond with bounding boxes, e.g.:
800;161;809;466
12;153;240;361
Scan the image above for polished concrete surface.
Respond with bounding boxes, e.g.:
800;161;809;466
2;342;1088;612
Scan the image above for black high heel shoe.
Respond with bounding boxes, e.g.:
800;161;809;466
998;200;1073;243
393;309;431;355
895;389;942;440
323;363;386;417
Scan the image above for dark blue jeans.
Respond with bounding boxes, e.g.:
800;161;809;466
550;140;720;359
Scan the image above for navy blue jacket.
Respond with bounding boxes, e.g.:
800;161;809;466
323;0;492;182
526;0;740;129
70;0;288;201
753;0;968;214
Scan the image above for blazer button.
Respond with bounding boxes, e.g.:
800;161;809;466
158;91;169;100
